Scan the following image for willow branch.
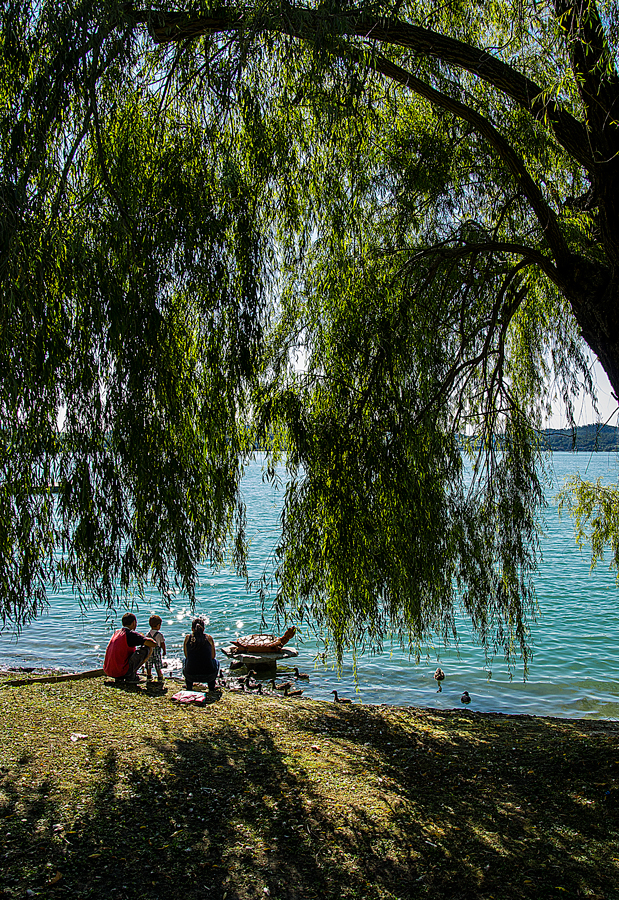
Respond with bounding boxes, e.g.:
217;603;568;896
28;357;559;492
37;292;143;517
395;241;561;282
352;51;571;265
130;6;593;172
554;0;619;150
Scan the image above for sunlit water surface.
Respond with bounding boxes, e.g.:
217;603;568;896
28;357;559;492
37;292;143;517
1;453;618;719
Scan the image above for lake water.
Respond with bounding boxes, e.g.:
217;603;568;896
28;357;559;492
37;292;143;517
1;452;618;720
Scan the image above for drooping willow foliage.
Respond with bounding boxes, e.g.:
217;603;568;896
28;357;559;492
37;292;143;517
1;1;269;619
1;0;618;668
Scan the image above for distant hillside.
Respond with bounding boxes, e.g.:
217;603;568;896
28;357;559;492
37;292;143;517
541;424;619;451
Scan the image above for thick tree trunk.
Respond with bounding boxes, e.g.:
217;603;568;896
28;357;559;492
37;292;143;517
564;262;619;402
597;157;619;268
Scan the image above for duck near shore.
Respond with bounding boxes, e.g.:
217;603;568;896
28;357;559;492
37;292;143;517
331;690;352;704
270;678;293;691
434;668;445;692
244;670;260;690
284;684;303;697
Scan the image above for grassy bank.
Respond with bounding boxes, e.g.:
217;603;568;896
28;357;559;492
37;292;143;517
1;675;618;900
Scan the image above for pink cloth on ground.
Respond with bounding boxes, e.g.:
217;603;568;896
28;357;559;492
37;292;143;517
171;690;207;705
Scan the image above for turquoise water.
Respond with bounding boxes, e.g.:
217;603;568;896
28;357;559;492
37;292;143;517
1;453;619;719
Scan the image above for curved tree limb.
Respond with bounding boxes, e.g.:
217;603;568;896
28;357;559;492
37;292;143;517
355;50;572;265
126;6;573;264
130;5;593;173
347;15;593;174
393;241;560;284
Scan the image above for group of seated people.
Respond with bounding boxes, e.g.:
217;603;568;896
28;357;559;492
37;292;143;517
103;612;220;690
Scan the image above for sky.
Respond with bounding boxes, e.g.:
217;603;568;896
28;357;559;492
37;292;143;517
56;349;617;433
544;357;619;430
291;346;619;432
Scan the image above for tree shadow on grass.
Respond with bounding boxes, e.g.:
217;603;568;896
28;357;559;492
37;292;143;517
1;696;619;900
289;703;619;899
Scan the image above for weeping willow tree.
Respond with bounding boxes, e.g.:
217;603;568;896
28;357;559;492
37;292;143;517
1;0;618;667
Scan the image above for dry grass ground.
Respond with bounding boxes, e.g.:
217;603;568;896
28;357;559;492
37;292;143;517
1;675;618;900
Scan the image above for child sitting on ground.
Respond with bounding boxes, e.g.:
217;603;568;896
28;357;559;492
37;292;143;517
145;614;166;683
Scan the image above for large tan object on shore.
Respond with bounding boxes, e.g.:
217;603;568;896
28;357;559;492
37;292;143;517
230;626;296;654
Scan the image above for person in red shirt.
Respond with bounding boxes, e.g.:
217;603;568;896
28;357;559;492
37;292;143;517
103;613;156;684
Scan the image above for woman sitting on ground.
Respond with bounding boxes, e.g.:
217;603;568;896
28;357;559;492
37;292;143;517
183;617;220;692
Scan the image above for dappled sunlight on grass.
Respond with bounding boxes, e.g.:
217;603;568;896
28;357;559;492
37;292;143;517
1;677;619;899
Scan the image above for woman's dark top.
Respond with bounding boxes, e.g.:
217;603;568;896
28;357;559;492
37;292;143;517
184;637;217;682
